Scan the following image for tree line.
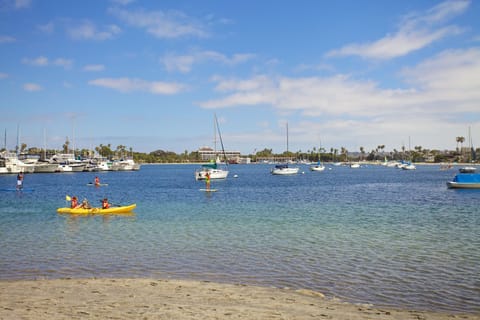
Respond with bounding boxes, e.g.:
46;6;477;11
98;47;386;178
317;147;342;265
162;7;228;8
3;136;477;164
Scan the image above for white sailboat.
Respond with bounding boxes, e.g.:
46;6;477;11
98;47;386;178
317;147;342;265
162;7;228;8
271;122;299;175
195;114;229;180
310;143;325;172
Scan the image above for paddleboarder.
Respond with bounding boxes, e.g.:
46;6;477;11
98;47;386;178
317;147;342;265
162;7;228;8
94;176;100;187
16;172;24;190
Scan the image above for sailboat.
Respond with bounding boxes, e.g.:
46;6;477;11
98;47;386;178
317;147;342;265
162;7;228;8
271;122;299;175
195;114;229;180
310;143;325;172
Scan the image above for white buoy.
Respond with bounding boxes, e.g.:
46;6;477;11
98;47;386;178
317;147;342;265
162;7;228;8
234;174;238;178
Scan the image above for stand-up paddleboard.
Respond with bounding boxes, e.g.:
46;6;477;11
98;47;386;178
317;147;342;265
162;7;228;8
87;183;109;186
0;188;34;192
199;188;218;192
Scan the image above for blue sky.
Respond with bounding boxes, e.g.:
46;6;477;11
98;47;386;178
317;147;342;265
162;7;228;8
1;0;479;155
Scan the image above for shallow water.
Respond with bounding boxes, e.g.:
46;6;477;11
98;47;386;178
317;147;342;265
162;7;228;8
0;164;479;313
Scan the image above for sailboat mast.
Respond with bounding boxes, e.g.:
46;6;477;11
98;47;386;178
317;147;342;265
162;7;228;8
16;123;20;156
213;114;217;155
286;122;289;153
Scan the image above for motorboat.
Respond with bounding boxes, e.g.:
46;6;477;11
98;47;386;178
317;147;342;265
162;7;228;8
447;173;480;189
459;166;476;173
271;164;299;175
112;158;141;171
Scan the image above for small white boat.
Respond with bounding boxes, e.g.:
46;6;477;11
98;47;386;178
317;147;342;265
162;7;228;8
350;163;360;169
195;162;229;180
459;166;476;173
402;163;416;170
271;164;299;175
310;160;325;172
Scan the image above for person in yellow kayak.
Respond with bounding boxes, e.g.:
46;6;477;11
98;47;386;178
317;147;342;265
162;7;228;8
80;198;91;209
101;198;110;209
71;196;79;208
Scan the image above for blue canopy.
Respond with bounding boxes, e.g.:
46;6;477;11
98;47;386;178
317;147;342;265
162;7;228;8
453;173;480;183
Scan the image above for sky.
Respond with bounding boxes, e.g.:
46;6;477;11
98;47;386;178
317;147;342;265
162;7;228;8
1;0;479;155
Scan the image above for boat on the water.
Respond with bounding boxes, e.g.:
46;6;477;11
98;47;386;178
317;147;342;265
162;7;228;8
195;161;229;180
271;122;299;175
195;114;229;180
271;164;300;175
447;174;480;189
310;161;325;172
57;204;136;214
459;166;476;173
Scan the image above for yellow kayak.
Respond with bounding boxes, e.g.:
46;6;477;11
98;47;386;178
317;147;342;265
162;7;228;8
57;204;136;214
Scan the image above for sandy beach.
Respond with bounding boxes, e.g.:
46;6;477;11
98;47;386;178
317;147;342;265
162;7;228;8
0;278;478;320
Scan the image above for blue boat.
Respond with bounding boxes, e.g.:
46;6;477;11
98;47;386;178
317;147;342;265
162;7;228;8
447;173;480;189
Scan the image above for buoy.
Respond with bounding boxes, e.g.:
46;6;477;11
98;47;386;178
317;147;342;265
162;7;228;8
234;174;238;178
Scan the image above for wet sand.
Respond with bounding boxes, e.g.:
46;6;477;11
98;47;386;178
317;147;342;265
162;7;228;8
1;278;478;319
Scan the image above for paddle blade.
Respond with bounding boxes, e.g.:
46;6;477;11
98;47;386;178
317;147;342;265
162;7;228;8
66;195;71;201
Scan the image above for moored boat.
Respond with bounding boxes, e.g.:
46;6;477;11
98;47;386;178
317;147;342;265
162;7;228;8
459;166;476;173
195;161;229;180
57;204;136;214
446;173;480;189
271;164;299;175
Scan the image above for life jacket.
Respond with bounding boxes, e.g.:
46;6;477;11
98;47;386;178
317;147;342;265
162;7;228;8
102;200;110;209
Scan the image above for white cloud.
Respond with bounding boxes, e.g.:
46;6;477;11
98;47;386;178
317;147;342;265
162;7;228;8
83;64;105;72
0;35;16;43
22;56;48;66
110;0;135;5
37;22;54;34
67;21;121;41
161;50;255;73
88;77;185;95
327;0;469;59
14;0;30;9
22;56;73;69
23;83;42;91
109;7;208;39
200;47;480;123
53;58;73;69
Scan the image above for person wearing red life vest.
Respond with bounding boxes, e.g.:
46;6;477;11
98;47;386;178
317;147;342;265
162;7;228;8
102;198;110;209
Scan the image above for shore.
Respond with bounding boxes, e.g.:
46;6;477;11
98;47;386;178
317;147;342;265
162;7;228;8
1;278;478;320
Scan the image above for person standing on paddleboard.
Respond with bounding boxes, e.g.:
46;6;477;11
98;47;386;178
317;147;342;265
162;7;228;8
205;172;211;191
16;172;24;190
94;176;100;187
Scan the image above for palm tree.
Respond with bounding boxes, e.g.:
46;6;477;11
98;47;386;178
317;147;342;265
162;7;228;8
456;136;465;151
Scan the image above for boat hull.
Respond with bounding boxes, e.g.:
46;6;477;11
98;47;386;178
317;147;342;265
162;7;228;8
446;182;480;189
57;204;136;214
447;173;480;189
310;165;325;172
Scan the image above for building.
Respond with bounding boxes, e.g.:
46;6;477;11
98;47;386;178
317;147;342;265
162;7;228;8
197;146;241;162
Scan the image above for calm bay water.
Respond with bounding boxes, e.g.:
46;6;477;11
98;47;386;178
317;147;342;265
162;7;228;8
0;164;479;313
